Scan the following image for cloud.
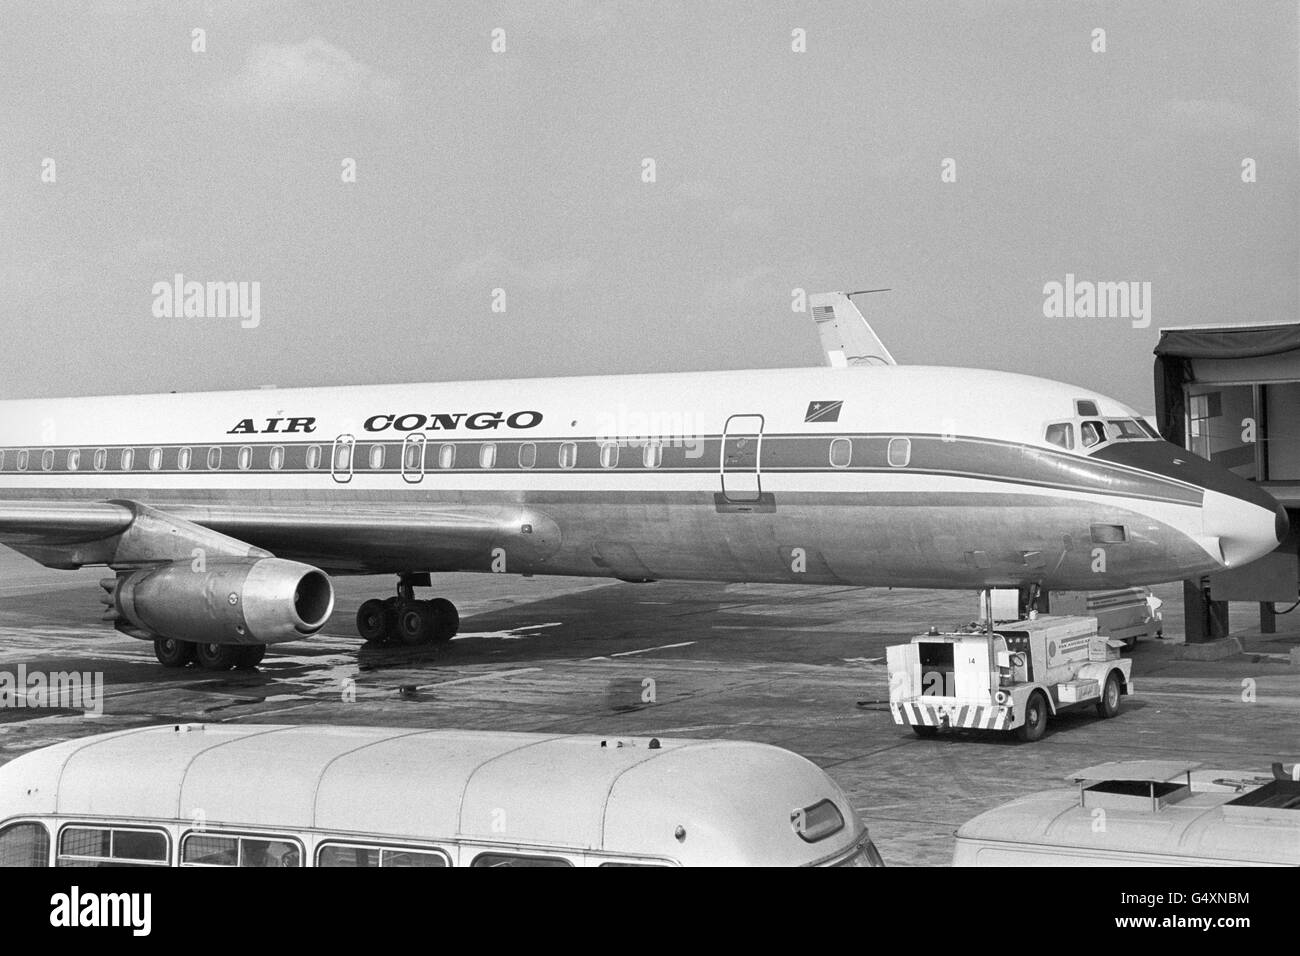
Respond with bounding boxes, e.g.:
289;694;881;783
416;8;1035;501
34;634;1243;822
221;37;400;113
1165;98;1260;135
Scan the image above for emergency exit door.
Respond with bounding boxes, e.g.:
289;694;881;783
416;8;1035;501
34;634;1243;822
721;414;764;502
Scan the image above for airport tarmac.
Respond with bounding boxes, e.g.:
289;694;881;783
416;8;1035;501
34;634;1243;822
1;544;1297;866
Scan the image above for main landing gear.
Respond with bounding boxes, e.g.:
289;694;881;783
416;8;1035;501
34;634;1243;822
356;574;460;646
153;637;266;671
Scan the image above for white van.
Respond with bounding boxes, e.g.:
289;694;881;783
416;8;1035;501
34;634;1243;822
0;723;884;867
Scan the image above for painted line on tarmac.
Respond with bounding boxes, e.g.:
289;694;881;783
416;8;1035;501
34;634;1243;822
607;641;696;658
416;667;542;690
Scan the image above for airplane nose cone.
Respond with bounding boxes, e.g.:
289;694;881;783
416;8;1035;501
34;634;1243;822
1202;490;1285;568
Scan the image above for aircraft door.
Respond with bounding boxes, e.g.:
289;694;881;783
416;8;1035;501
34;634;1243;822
721;414;764;502
331;435;355;484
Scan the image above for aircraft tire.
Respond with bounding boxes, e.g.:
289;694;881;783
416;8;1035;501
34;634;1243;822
429;598;459;642
357;599;391;643
154;637;196;668
234;644;267;669
195;642;240;671
396;602;433;645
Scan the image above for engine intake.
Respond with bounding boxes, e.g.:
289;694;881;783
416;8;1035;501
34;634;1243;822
105;558;334;646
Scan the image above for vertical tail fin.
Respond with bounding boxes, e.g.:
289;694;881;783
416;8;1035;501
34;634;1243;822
808;290;896;367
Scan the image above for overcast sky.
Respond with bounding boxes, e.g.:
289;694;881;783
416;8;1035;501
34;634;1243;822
1;0;1295;411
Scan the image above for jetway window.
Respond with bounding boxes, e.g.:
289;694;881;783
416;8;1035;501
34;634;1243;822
518;442;537;469
67;449;80;471
269;446;285;471
207;447;222;470
148;448;163;471
559;442;577;469
177;447;191;470
437;444;456;469
600;442;619;468
643;442;663;468
41;450;54;471
120;448;134;470
368;444;385;470
16;450;27;471
306;445;322;470
830;438;852;468
93;449;107;471
237;446;253;470
887;438;911;468
479;443;497;468
1045;423;1074;450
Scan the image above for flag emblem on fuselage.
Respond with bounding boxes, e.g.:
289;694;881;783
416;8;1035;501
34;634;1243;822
805;400;843;423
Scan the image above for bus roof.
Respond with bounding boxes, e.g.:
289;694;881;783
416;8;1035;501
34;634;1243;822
0;724;864;866
955;766;1300;865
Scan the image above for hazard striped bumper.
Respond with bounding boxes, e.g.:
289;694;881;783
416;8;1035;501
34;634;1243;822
891;700;1011;731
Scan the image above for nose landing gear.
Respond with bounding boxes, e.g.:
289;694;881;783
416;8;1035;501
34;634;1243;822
356;575;460;646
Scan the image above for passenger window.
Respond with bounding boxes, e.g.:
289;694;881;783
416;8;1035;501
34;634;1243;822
643;442;663;469
558;442;577;469
120;448;134;471
237;446;253;470
368;444;385;470
518;442;537;469
16;450;27;471
0;821;49;867
829;438;852;468
600;442;619;468
479;443;497;469
0;451;5;470
471;852;573;868
305;445;322;470
1044;423;1074;450
207;447;222;470
403;442;422;470
93;449;107;471
41;449;54;471
317;843;450;868
148;448;163;471
67;449;81;471
57;826;168;866
334;444;352;471
181;833;300;867
887;437;911;468
177;447;192;470
269;446;285;471
437;444;456;469
1080;421;1105;448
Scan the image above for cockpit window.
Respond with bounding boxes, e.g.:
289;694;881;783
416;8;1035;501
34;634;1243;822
1106;419;1147;441
1080;421;1105;448
1136;419;1161;440
1045;423;1074;450
1075;400;1100;417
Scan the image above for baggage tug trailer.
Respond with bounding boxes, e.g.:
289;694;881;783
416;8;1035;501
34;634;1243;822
887;615;1133;742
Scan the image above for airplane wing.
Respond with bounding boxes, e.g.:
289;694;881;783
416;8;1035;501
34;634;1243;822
0;499;561;575
808;290;897;367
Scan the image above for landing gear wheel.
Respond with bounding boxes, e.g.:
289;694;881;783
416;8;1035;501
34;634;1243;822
1015;691;1049;742
396;603;433;645
356;599;391;643
428;598;459;642
911;725;939;738
234;645;267;670
154;638;195;668
1096;671;1122;718
195;642;240;671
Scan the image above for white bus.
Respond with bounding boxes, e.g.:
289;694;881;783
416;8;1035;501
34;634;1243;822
953;760;1300;866
0;723;884;867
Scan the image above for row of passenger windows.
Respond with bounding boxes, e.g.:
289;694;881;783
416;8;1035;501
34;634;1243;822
0;820;639;867
0;439;914;473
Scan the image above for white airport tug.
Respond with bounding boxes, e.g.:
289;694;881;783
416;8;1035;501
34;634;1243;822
887;615;1133;742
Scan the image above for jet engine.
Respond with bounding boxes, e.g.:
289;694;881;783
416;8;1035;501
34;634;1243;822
102;558;334;646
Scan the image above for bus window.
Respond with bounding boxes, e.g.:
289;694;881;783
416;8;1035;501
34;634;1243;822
317;843;450;868
57;826;168;867
1081;421;1105;448
471;852;573;868
1044;423;1074;450
0;822;49;867
181;833;300;867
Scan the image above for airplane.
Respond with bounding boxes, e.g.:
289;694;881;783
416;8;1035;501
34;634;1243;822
0;292;1286;669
